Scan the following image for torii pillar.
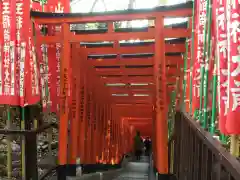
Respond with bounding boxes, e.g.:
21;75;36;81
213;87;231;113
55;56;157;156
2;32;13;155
154;16;170;180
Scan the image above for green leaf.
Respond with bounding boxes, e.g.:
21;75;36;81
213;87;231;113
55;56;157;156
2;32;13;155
40;0;47;5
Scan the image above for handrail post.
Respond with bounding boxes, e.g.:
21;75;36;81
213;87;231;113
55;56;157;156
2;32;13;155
24;105;38;180
25;132;38;180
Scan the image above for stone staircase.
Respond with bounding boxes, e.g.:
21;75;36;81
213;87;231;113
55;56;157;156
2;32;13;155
50;156;153;180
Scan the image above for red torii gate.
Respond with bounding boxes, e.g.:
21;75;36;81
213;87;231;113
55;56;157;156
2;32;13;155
31;2;192;180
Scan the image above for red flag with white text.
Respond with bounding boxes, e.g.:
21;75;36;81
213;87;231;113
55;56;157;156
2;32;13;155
226;0;240;134
0;0;19;105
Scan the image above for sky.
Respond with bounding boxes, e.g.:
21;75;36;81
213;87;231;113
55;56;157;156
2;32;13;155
71;0;187;12
71;0;186;20
70;0;188;26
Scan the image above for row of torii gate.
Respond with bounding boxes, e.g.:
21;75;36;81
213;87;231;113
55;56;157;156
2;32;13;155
31;2;192;180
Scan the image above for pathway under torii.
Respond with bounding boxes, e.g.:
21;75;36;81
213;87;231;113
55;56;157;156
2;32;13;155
30;2;192;180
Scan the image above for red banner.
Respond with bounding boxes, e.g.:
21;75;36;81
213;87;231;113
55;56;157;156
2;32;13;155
47;1;70;12
0;2;1;77
0;1;70;107
22;30;29;107
10;1;41;107
215;0;229;134
31;1;70;112
196;0;207;109
192;0;201;112
56;43;61;112
48;1;70;113
226;0;240;134
186;40;191;112
10;0;16;103
0;0;17;105
47;44;57;112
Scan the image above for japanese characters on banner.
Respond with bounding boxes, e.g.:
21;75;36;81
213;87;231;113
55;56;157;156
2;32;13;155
46;43;59;113
56;43;61;111
31;1;69;112
24;1;42;106
216;0;229;134
10;0;16;102
0;0;70;107
0;4;1;100
207;37;215;109
192;0;200;114
195;0;207;112
186;40;191;112
27;38;41;105
39;44;47;109
31;3;42;106
45;1;68;113
16;0;26;106
0;0;18;105
2;0;42;107
226;0;240;134
53;2;70;113
32;1;53;112
17;1;41;107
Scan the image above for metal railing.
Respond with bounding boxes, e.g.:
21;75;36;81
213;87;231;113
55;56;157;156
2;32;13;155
169;111;240;180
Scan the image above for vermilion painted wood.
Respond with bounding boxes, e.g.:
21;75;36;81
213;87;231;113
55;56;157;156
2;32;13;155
32;8;192;24
88;56;183;66
58;23;70;165
69;44;80;165
94;67;181;76
33;4;192;171
37;28;190;43
85;43;185;55
154;17;169;173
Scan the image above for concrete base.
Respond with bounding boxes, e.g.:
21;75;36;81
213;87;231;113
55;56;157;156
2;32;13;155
57;163;121;180
156;173;177;180
57;155;125;180
67;164;77;176
81;163;121;174
57;165;67;180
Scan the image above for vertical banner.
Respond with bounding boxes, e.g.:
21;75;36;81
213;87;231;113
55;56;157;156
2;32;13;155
26;1;42;106
226;0;240;134
48;44;57;112
39;44;48;110
0;0;72;107
1;0;18;105
56;43;61;112
31;1;49;111
26;29;41;106
46;1;69;113
0;2;4;101
186;40;191;112
17;0;26;106
10;0;16;103
193;0;206;117
216;0;229;134
191;0;199;114
33;1;67;112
